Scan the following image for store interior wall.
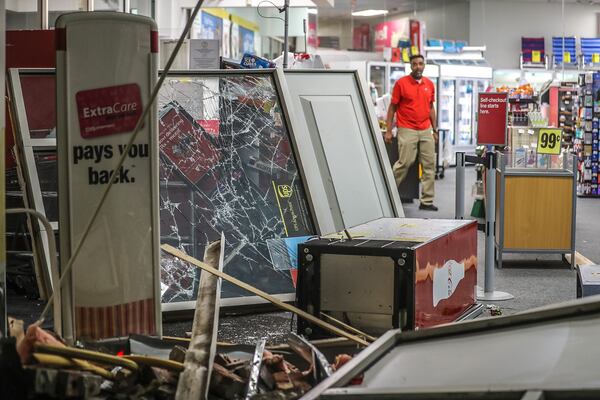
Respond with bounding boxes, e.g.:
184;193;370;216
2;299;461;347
368;0;469;43
470;0;599;70
317;0;469;51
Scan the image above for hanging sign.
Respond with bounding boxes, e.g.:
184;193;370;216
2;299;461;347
532;50;541;63
536;128;562;155
477;92;509;146
564;51;571;63
56;12;161;341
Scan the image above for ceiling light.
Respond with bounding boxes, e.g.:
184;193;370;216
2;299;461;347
351;9;389;17
307;8;318;14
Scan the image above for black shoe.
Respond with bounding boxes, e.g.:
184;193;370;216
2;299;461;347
419;203;438;211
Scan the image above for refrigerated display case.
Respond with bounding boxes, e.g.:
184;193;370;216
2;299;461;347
389;62;405;91
437;64;492;164
367;61;387;100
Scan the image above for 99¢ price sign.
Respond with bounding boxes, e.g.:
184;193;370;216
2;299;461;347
536;128;562;155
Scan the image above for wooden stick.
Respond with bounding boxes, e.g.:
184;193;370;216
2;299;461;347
175;240;223;400
32;353;113;379
161;244;369;347
34;343;138;371
319;312;376;343
565;252;595;267
124;355;184;373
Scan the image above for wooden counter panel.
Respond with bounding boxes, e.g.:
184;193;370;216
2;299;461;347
502;175;572;250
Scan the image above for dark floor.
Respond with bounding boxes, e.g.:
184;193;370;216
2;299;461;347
6;166;597;345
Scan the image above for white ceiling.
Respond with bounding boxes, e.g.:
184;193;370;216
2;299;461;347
314;0;600;20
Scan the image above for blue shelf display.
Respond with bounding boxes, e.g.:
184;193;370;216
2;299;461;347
574;72;600;197
580;38;600;65
552;36;577;66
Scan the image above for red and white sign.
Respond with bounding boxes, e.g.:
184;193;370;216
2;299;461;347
409;19;425;55
477;92;508;146
374;18;408;52
76;83;142;138
56;12;160;341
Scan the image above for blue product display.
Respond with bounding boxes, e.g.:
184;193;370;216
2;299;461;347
240;53;274;69
577;72;600;197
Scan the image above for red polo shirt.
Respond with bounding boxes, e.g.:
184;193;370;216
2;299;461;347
391;75;435;130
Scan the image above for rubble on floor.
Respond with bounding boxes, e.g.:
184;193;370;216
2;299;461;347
0;319;362;400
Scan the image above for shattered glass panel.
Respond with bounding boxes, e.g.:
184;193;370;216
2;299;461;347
158;73;315;303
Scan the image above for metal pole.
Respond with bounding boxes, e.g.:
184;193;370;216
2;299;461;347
124;0;131;13
303;19;308;53
484;152;496;293
0;0;6;338
283;0;289;68
478;151;513;301
38;0;48;29
455;152;465;219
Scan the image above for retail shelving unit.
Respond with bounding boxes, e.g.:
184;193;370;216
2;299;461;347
574;72;600;197
495;151;577;269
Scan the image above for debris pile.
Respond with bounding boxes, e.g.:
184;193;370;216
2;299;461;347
0;321;359;400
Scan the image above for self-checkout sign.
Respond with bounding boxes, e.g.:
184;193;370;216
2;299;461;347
537;128;562;155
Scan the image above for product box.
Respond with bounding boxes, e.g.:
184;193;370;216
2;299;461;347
296;218;478;337
240;53;275;69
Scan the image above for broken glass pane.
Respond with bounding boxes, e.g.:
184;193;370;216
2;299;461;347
158;73;315;303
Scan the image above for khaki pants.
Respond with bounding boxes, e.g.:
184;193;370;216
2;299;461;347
392;127;435;205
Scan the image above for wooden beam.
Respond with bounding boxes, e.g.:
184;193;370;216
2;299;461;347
161;244;369;347
565;252;595;267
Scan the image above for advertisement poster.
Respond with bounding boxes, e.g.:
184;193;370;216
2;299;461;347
222;18;231;58
159;102;221;185
374;18;409;52
200;11;222;41
239;26;255;54
231;23;240;59
56;13;160;339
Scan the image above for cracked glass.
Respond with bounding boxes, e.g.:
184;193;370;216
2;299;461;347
158;72;315;303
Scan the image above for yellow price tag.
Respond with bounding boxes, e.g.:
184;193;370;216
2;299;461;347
532;50;541;63
411;45;419;55
537;128;562;155
593;53;600;63
564;51;571;63
402;48;410;62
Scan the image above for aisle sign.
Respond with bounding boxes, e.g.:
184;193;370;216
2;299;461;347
564;51;571;63
532;50;541;63
593;53;600;63
536;128;562;155
477;92;508;146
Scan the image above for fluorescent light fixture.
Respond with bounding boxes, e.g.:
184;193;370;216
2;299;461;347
308;8;318;14
351;9;389;17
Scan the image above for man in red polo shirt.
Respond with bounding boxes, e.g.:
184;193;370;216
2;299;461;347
384;54;438;211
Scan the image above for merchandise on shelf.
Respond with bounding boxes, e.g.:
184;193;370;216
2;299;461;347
574;72;600;197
